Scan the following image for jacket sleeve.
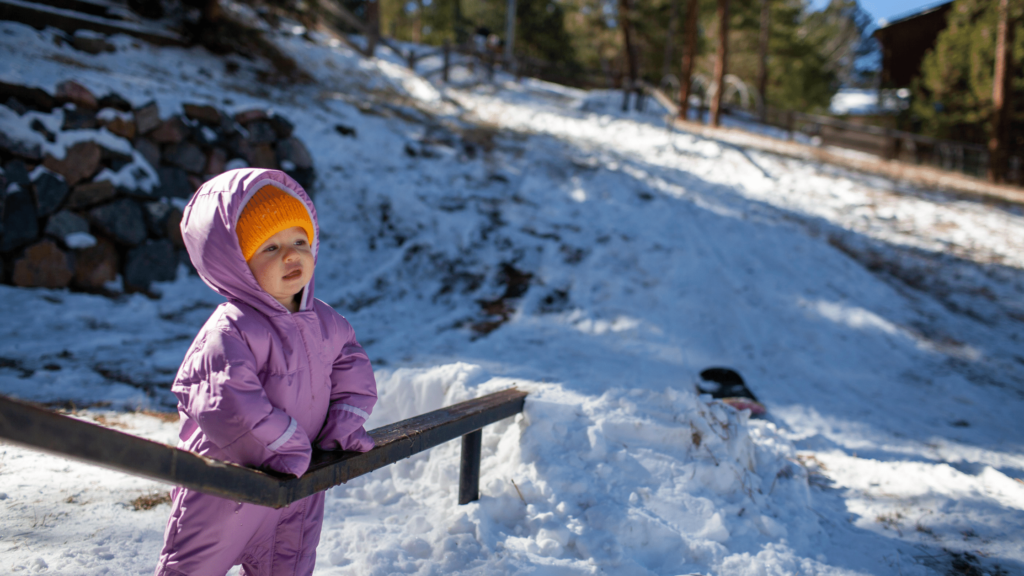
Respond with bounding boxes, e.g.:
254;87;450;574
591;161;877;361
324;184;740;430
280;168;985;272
315;315;378;452
174;329;313;477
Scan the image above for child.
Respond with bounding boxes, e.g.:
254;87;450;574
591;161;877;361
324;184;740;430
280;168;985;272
155;168;377;576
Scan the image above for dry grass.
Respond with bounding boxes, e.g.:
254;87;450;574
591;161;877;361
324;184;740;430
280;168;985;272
131;492;172;511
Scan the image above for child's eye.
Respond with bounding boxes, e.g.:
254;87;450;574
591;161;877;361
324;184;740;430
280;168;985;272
265;245;277;252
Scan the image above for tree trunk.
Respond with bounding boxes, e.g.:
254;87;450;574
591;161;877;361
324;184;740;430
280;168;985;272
663;0;680;79
413;0;424;43
619;0;639;111
366;0;380;56
988;0;1012;183
757;0;770;122
678;0;699;120
709;0;729;127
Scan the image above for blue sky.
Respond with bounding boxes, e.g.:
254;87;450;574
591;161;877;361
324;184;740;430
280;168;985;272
812;0;949;26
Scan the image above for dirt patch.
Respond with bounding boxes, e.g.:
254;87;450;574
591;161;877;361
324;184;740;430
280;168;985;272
131;492;172;511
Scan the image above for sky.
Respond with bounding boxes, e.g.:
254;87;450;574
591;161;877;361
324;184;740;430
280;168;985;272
812;0;950;27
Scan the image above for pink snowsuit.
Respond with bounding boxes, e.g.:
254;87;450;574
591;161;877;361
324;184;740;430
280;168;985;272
155;168;377;576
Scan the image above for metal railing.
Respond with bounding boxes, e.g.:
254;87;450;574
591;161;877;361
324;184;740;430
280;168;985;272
0;388;528;508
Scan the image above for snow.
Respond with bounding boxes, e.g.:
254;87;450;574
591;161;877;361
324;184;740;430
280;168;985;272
2;20;1024;576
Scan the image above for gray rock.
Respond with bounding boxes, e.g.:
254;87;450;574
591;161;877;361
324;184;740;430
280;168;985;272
150;116;189;144
1;187;39;252
163;141;206;174
133;138;161;170
134;101;160;135
71;33;115;55
32;169;68;216
157;166;192;198
62;108;97;130
143;201;171;237
124;239;176;292
4;160;30;191
45;210;90;238
268;113;294;138
98;93;132;112
246;120;277;145
0;132;42;161
0;81;55;111
275;137;313;170
4;97;27;115
66;180;117;209
89;198;147;246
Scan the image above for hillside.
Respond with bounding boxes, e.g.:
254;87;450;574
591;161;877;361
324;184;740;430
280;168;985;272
1;18;1023;576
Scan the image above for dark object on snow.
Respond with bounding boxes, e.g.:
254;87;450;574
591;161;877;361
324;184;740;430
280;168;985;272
89;198;148;246
0;387;527;508
335;124;357;137
696;367;766;417
124;239;176;291
98;93;132;112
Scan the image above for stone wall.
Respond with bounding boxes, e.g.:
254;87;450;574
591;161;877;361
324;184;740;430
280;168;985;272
0;80;315;294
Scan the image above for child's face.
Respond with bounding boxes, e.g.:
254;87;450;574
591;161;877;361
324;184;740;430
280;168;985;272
246;226;314;312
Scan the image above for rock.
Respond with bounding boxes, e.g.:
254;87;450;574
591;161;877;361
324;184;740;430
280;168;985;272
143;202;184;247
66;180;117;209
163;141;206;174
288;168;316;192
183;104;221;125
4;97;27;115
54;80;98;110
0;81;55;111
134;101;160;135
64;231;96;249
0;132;42;161
72;236;118;290
247;144;277;169
124;239;176;292
45;210;90;238
246;120;277;145
205;147;227;176
89;198;147;246
335;124;357;137
43;141;101;186
187;174;204;194
32;168;69;216
167;207;184;247
4;160;31;191
98;93;132;112
275;137;313;170
0;171;5;237
157;166;192;198
30;118;56;141
268;113;294;138
143;201;171;237
1;187;39;252
71;31;115;55
103;116;136;140
62;107;97;130
234;109;267;125
150;116;188;144
133;138;160;169
225;158;248;171
12;240;73;288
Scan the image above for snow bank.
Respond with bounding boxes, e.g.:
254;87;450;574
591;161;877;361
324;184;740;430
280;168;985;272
318;364;819;575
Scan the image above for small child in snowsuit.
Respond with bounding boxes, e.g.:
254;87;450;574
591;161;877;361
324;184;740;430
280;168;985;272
154;168;377;576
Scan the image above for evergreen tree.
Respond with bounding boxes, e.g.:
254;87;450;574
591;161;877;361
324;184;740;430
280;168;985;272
912;0;1024;144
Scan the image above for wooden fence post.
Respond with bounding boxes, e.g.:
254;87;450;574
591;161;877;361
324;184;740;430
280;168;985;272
443;39;450;83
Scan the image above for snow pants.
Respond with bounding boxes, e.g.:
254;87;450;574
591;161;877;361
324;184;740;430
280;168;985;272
154;486;325;576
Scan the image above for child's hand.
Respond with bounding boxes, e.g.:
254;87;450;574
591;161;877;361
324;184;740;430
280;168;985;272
338;427;374;452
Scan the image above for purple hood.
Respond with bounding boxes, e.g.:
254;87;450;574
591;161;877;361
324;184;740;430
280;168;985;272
181;168;320;315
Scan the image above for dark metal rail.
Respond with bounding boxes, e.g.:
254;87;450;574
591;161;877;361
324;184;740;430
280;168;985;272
0;388;527;508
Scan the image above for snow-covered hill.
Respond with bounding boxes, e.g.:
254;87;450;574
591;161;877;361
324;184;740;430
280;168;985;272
1;20;1023;576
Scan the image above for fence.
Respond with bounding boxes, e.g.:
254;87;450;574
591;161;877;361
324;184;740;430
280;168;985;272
0;388;528;508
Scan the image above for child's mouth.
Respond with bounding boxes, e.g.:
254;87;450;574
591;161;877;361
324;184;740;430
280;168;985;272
283;269;302;280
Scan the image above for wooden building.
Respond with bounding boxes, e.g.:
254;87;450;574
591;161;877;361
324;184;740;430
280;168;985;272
873;2;954;89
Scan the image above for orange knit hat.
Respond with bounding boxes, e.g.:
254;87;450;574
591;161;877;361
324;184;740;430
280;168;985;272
236;185;316;261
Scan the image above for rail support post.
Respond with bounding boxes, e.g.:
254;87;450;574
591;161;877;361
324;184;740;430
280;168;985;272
458;429;482;504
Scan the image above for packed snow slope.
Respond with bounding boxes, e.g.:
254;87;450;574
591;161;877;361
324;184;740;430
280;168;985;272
2;21;1024;576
